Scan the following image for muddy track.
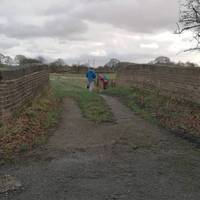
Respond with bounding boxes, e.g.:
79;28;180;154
0;96;200;200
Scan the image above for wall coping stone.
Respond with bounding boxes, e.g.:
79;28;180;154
118;63;200;72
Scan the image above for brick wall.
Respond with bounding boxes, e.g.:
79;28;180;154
117;63;200;104
0;64;49;122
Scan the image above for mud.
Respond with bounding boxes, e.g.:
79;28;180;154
0;97;200;200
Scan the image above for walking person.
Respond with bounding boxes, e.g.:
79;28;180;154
86;67;96;92
98;73;109;91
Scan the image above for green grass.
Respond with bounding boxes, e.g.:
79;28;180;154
103;86;200;136
19;143;29;152
103;86;157;123
0;64;7;69
45;111;60;129
50;74;113;123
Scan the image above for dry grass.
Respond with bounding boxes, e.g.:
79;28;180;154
0;88;60;160
104;86;200;138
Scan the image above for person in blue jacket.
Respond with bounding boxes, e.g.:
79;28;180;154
86;67;96;91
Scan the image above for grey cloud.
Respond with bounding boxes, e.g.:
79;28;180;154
0;0;88;39
64;51;160;66
77;0;179;33
63;36;176;66
0;0;187;65
0;16;88;39
0;0;179;40
0;36;19;49
45;0;179;33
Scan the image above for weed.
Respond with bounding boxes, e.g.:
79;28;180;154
0;88;60;159
19;143;29;152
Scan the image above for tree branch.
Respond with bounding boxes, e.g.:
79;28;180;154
183;47;200;52
176;24;200;34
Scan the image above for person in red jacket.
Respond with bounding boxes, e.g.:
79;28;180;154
98;73;109;90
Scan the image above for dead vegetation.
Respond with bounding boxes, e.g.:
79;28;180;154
104;86;200;140
0;88;60;161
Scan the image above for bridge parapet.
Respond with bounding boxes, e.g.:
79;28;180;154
0;64;49;122
117;63;200;104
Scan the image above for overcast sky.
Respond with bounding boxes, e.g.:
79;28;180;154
0;0;199;65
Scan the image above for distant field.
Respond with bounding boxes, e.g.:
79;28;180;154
51;72;117;81
50;73;114;123
0;64;7;69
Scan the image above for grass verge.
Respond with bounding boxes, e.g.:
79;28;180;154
50;74;113;123
0;88;60;160
103;86;200;138
0;73;113;160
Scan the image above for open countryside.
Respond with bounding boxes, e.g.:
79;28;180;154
0;0;200;200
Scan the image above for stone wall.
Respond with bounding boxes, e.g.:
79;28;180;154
0;64;49;122
117;63;200;104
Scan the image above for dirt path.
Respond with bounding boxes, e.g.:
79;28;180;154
1;96;200;200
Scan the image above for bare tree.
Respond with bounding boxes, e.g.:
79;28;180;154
37;56;46;64
14;55;27;65
49;58;65;66
177;0;200;51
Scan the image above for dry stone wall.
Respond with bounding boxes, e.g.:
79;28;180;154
117;63;200;104
0;65;49;122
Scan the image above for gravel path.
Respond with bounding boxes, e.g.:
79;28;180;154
0;96;200;200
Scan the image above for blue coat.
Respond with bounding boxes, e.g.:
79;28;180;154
86;70;96;82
